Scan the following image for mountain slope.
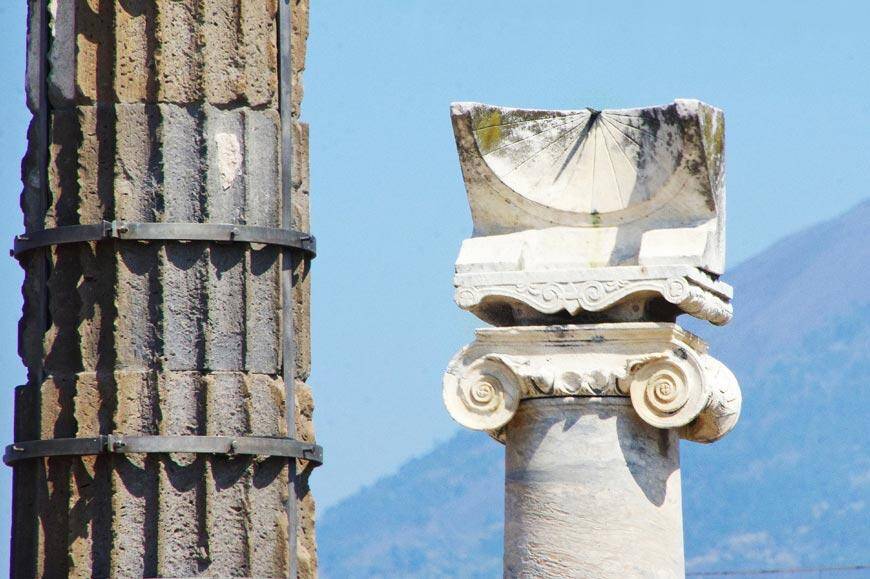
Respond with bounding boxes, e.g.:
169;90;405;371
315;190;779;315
319;200;870;577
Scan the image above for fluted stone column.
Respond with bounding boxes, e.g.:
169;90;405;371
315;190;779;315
444;101;741;577
10;1;317;577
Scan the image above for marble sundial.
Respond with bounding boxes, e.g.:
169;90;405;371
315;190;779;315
444;99;742;575
450;99;731;326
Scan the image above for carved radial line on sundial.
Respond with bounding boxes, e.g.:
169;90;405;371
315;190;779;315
471;105;678;215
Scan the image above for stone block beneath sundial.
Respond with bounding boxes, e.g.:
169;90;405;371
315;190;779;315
450;99;731;326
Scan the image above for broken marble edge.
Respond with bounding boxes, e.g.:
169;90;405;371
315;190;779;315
451;99;709;122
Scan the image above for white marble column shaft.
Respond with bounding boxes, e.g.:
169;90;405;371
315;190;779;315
504;398;684;578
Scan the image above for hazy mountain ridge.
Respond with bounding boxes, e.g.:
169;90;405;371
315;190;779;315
319;200;870;577
681;199;870;569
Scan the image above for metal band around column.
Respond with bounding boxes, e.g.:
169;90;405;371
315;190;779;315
4;435;323;466
11;221;317;258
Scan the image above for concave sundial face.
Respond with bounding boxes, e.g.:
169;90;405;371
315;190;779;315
469;105;681;217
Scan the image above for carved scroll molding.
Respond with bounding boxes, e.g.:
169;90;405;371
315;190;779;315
442;355;522;432
443;323;740;443
455;266;733;326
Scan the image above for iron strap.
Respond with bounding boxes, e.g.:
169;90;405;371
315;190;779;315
3;435;323;466
12;221;317;258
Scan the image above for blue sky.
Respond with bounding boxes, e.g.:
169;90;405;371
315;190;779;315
0;0;868;570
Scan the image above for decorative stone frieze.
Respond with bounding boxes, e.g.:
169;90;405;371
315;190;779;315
455;264;732;325
443;323;741;443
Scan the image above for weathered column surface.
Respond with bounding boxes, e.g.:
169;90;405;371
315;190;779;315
444;101;741;577
505;398;683;577
10;1;317;577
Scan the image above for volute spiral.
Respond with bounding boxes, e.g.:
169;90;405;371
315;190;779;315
628;353;706;429
443;355;521;431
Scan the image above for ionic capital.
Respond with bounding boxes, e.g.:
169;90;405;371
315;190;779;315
443;323;740;443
